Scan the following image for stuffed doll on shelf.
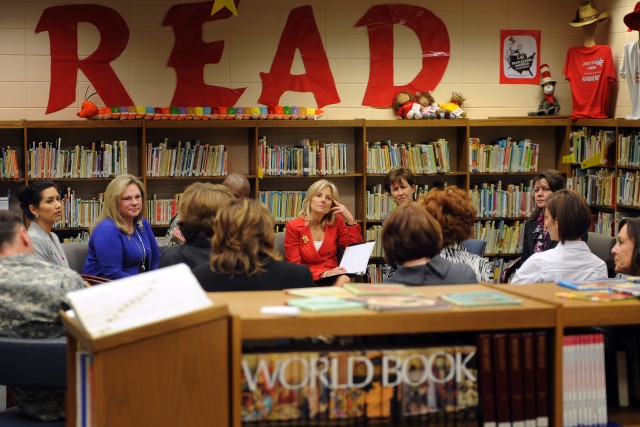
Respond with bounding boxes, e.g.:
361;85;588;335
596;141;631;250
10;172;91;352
439;92;467;119
528;64;560;116
393;92;422;119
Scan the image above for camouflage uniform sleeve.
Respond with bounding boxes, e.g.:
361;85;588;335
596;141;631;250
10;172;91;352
59;270;89;307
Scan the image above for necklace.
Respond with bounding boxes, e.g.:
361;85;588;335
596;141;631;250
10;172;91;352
132;227;147;271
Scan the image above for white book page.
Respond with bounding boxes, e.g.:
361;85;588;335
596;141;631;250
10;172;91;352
66;263;213;339
339;241;375;275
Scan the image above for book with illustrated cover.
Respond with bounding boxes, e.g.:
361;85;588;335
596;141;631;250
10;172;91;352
343;283;417;296
608;282;640;297
286;296;365;312
438;291;522;307
556;290;636;302
360;296;452;312
556;278;627;291
284;286;353;299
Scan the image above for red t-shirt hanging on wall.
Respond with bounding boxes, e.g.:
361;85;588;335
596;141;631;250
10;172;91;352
563;45;616;119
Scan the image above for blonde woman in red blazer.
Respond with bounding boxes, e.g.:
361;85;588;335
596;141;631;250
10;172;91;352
284;179;362;285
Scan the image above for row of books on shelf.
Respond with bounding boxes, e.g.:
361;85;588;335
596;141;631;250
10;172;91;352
618;130;640;167
1;146;19;178
146;196;180;226
239;330;549;426
365;139;450;175
259;191;306;223
617;170;640;208
592;212;620;237
567;168;615;208
562;333;607;427
468;137;539;173
365;184;430;221
241;340;478;425
469;181;534;219
258;138;348;176
569;128;615;165
28;140;128;179
146;140;227;177
471;220;524;255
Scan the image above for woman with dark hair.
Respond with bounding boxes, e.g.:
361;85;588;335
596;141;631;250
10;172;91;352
521;169;567;264
193;198;315;291
421;186;493;282
612;217;640;276
159;182;234;269
83;174;161;279
381;167;417;222
16;181;68;267
511;189;607;284
382;202;477;286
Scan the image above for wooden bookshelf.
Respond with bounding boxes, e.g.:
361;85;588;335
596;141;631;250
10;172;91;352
209;283;560;427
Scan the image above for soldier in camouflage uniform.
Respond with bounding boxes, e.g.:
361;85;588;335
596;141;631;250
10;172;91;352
0;210;87;421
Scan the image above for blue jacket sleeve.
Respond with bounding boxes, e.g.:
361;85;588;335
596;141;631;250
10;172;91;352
88;222;131;280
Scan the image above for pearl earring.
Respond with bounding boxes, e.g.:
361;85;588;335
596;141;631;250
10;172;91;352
35;213;38;219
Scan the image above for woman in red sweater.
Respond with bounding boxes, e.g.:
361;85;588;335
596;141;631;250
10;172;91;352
284;179;362;285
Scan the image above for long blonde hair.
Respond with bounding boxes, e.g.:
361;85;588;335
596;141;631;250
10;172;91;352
298;179;339;227
209;198;282;276
91;174;146;233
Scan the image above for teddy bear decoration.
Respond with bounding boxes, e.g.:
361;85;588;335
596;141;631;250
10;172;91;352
528;64;560;116
392;92;422;119
439;92;467;118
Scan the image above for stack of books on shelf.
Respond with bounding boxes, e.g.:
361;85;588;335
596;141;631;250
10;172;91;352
616;170;640;207
258;191;306;223
28;139;127;179
146;139;227;177
472;220;524;255
570;128;615;165
258;138;347;176
568;168;615;207
562;333;608;427
364;225;384;258
469;181;533;218
57;189;103;228
0;146;19;178
618;130;640;167
146;194;181;226
366;140;450;175
468;137;539;173
240;340;478;425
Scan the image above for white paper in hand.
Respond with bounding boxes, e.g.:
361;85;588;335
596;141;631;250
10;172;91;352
66;264;213;339
339;241;375;275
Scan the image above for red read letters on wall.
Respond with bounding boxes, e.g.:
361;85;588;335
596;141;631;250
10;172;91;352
35;2;450;115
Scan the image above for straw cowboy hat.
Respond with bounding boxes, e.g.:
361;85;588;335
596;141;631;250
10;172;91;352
569;0;610;27
624;2;640;31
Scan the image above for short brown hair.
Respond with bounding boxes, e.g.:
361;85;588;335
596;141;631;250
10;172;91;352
420;186;475;245
178;182;234;241
545;189;591;243
209;198;282;276
531;169;566;218
382;202;443;268
384;167;416;193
